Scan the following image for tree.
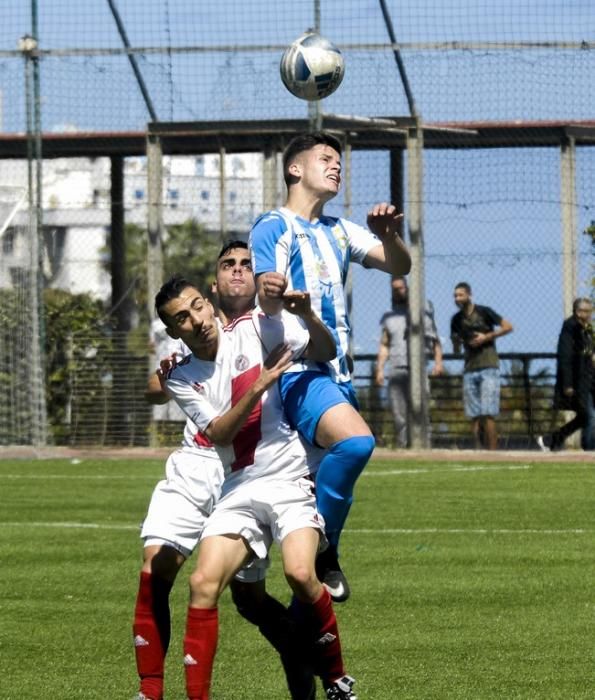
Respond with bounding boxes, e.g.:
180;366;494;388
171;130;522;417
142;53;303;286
102;219;222;328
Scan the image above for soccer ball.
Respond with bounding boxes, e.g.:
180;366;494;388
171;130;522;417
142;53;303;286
280;32;345;101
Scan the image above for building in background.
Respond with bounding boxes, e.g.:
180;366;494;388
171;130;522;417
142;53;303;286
0;152;263;299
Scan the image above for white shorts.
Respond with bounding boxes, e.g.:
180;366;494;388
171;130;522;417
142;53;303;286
201;475;325;560
141;447;224;557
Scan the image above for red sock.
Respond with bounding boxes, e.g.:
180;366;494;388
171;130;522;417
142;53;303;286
310;588;345;684
184;606;219;700
133;571;173;700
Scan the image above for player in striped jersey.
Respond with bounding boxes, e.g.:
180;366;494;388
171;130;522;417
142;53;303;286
250;131;411;602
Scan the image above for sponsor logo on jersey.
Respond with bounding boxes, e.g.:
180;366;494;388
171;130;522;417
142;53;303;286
192;381;204;394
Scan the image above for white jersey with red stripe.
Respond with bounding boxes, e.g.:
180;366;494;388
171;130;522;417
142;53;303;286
165;309;312;495
152;336;220;455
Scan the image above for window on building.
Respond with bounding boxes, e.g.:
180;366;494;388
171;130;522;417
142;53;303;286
2;228;15;255
201;190;210;201
134;189;144;201
168;189;179;208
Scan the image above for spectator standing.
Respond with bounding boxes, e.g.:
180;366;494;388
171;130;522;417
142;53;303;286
374;276;444;447
450;282;513;450
537;297;594;451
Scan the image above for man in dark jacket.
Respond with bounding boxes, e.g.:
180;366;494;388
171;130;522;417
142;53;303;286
538;297;594;451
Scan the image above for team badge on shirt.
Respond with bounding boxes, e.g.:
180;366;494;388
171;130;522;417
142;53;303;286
331;224;348;250
235;354;250;371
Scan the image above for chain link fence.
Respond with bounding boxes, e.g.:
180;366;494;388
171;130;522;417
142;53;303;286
0;0;593;447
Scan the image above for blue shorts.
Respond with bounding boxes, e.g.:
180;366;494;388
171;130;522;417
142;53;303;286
279;371;358;446
463;367;500;418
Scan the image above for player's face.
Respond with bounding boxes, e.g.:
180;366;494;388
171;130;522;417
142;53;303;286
293;144;341;200
162;286;218;355
214;248;256;304
454;287;471;309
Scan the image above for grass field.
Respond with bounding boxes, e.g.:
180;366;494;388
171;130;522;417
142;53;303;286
1;453;594;699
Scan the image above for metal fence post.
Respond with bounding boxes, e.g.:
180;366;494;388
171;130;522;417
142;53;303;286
560;135;577;318
147;134;164;319
406;118;430;448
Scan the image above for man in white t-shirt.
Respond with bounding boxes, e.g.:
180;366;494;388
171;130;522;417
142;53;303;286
134;242;321;700
157;275;357;700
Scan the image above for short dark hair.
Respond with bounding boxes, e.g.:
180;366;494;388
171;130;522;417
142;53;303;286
573;296;592;313
155;274;197;325
217;239;248;259
455;282;472;294
282;131;342;185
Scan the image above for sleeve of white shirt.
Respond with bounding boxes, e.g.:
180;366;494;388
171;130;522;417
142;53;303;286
164;372;220;433
254;309;310;360
280;310;310;358
340;217;381;264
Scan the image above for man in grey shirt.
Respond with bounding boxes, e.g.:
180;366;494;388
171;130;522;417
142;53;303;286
375;277;444;447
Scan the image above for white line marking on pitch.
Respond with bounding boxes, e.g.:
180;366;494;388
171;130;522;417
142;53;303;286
364;464;532;475
2;522;592;535
347;528;593;535
3;521;140;530
1;474;157;480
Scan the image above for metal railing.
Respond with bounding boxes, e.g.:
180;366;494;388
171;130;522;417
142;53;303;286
354;352;559;450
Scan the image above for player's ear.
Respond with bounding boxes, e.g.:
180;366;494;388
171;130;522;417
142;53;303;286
288;161;302;179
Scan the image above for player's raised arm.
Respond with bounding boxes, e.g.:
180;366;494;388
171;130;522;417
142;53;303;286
256;270;287;316
282;290;336;363
204;343;294;446
363;202;411;275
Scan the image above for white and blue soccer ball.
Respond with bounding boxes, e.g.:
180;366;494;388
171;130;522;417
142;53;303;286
280;32;345;101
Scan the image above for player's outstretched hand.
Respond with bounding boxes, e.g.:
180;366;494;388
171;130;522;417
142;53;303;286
156;353;179;390
260;271;288;299
367;202;404;240
282;290;312;317
259;343;294;389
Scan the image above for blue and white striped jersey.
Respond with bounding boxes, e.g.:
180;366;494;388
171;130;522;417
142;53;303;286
250;206;380;384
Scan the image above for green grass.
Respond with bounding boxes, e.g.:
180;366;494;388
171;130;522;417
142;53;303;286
1;456;594;699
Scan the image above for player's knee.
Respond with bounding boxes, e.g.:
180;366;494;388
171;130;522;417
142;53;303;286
284;563;317;597
143;545;185;582
335;434;375;466
188;568;221;607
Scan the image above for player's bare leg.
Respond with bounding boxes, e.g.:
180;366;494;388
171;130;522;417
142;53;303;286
281;528;357;699
184;535;250;700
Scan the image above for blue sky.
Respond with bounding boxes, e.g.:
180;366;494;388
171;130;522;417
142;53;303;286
1;1;593;357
